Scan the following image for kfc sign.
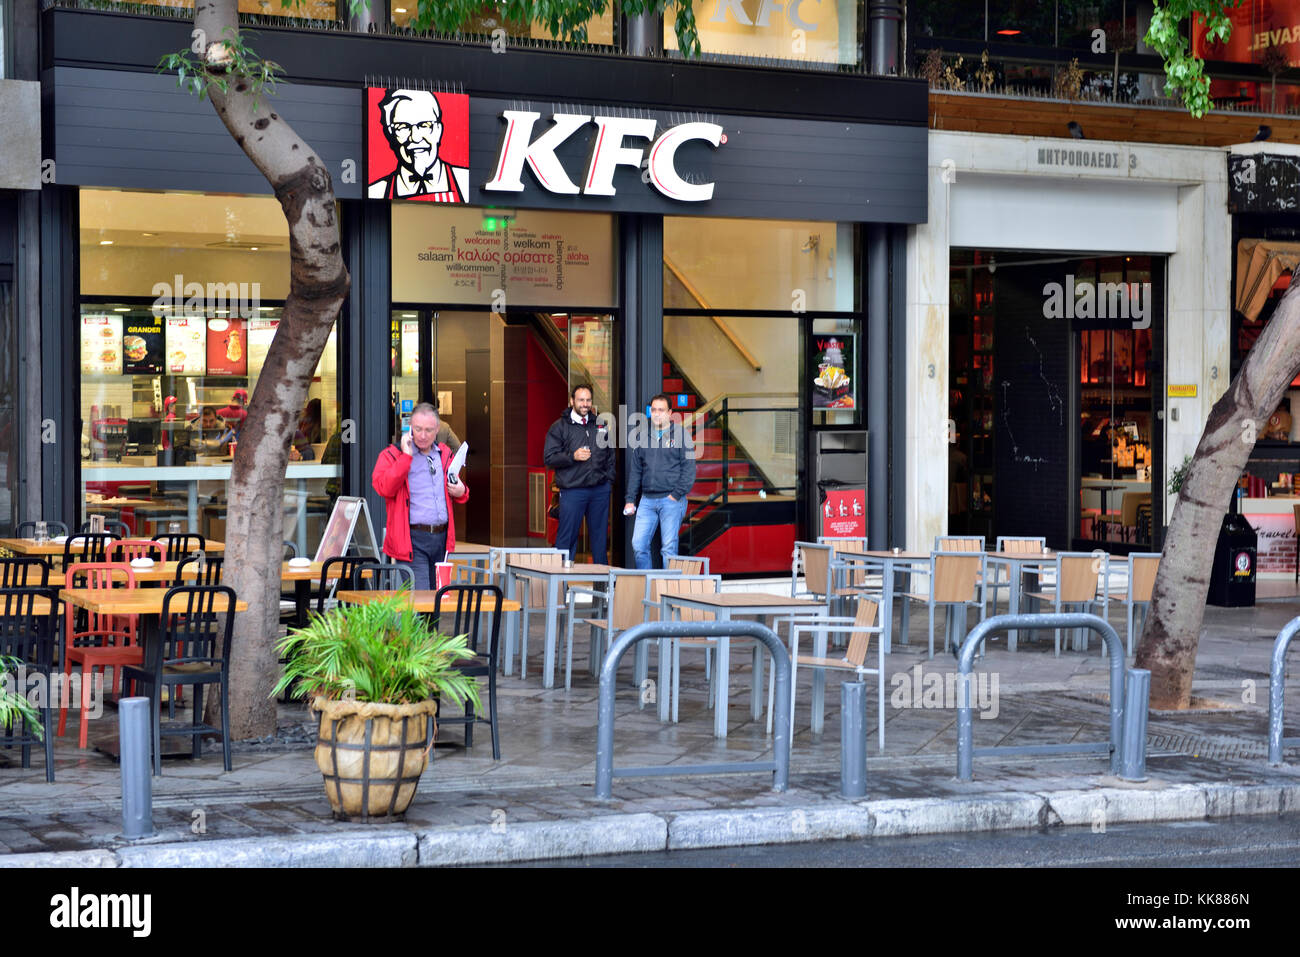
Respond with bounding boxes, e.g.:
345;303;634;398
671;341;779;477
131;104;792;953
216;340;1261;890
484;111;723;202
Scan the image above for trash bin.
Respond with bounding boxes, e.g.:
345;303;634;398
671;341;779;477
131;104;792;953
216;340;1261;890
1207;490;1257;607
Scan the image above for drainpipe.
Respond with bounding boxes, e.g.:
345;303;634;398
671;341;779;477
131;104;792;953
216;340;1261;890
869;1;903;74
349;0;388;34
624;11;663;56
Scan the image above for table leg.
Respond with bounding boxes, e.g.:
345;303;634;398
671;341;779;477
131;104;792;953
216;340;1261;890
295;579;309;629
811;621;828;735
518;574;530;679
1008;563;1020;652
296;478;308;559
542;576;559;690
882;563;895;653
714;609;731;738
898;565;911;644
750;617;765;722
502;570;517;676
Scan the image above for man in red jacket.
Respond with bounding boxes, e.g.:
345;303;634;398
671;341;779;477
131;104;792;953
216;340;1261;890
371;402;468;589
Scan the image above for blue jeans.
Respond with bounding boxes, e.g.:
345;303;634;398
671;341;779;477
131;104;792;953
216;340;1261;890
408;527;448;591
555;483;610;565
632;495;687;570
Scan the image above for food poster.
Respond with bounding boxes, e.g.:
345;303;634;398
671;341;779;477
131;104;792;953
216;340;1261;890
810;332;856;409
81;314;123;375
390;320;401;374
165;317;207;375
122;316;164;375
248;318;278;373
206;318;248;376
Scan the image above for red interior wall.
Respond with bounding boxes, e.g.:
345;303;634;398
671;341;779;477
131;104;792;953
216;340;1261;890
526;330;569;472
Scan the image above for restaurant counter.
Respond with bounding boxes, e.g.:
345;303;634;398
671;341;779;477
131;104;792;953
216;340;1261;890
1239;495;1299;580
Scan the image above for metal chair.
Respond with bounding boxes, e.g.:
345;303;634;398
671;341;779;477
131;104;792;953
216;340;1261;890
0;557;50;588
649;573;728;723
109;539;164;563
176;554;224;585
282;540;297;561
81;519;130;538
986;536;1048;617
665;554;710;576
0;587;59;781
1110;553;1160;657
58;563;141;749
564;568;679;691
488;546;564;675
16;521;69;540
63;532;120;566
903;551;986;659
767;597;884;749
317;556;369;613
1026;552;1110;655
349;562;415;591
431;584;503;760
121;585;237;775
512;551;570;680
153;533;206;562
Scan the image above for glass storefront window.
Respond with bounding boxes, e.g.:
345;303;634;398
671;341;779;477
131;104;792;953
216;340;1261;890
0;280;13;535
78;189;342;555
665;0;862;65
391;3;614;45
86;0;338;20
664;217;856;312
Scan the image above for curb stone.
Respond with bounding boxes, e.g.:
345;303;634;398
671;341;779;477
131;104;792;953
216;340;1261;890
116;832;419;868
666;805;875;850
416;813;666;866
4;782;1300;866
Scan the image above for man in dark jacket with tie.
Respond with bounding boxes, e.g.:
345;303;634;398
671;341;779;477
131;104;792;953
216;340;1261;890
543;383;615;564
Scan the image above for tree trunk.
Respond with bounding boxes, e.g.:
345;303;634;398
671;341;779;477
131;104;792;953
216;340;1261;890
192;0;350;737
1136;283;1300;708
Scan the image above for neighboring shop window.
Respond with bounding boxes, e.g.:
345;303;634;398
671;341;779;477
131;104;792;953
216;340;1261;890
391;3;614;45
666;0;863;65
94;0;337;20
78;188;342;554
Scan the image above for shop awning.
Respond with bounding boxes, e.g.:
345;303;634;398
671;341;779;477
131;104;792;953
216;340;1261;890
1237;238;1300;321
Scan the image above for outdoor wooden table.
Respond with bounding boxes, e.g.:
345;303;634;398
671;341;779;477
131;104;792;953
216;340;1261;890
447;542;492;584
834;550;930;655
333;589;521;613
0;538;226;558
659;591;824;738
507;562;610;689
983;550;1060;650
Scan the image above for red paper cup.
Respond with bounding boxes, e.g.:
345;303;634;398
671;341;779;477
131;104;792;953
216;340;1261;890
435;562;453;591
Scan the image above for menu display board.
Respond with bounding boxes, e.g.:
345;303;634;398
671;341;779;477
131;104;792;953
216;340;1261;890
390;320;401;375
165;317;207;375
401;320;420;377
81;315;123;375
810;332;856;410
206;318;248;377
122;316;164;375
392;205;616;307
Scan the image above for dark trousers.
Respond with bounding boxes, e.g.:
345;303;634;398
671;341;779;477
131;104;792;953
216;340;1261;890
409;527;449;591
555;482;610;565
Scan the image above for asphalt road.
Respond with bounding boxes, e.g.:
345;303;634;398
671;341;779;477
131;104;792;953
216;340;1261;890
507;815;1300;868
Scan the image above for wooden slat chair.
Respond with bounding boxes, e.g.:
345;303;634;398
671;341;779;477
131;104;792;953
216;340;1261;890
646;574;724;723
1025;552;1109;655
792;541;870;615
766;598;885;750
665;554;709;576
563;569;679;691
514;551;571;680
986;536;1048;616
1117;493;1152;544
829;540;882;604
1109;553;1160;657
58;562;141;749
903;551;985;659
490;546;564;674
109;539;164;564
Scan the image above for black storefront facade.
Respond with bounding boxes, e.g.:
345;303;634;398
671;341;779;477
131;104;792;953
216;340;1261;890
33;7;927;573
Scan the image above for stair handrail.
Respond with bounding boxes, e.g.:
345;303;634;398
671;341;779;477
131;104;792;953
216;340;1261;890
663;256;763;373
684;391;798;429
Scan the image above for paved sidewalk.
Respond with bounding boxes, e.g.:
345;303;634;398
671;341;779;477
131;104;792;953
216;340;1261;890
3;594;1299;865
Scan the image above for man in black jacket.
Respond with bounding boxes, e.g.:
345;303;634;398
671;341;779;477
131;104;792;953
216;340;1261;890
624;393;697;569
543;383;615;563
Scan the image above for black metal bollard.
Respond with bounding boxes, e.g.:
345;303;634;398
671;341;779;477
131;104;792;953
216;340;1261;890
120;696;154;839
840;680;867;797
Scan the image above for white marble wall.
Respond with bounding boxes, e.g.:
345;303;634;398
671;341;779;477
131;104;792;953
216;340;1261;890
906;131;1231;545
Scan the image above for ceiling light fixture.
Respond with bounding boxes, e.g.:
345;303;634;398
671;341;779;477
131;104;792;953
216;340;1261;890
99;240;113;245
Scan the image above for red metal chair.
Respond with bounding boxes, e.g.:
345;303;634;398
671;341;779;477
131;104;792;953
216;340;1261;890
109;539;163;563
57;562;142;749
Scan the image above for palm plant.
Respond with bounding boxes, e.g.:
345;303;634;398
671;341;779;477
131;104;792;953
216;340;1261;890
0;655;42;740
272;593;482;711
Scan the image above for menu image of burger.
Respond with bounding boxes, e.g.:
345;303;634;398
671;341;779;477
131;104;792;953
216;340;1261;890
81;315;123;375
122;317;164;375
206;318;248;376
165;316;207;375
